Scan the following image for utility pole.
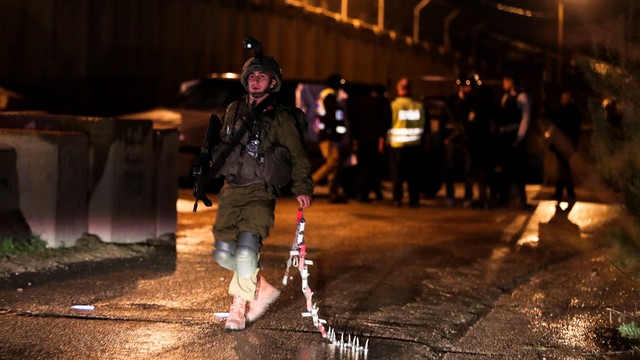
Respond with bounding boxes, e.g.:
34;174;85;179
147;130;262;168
444;9;461;53
341;0;348;20
557;0;564;84
413;0;432;44
378;0;384;30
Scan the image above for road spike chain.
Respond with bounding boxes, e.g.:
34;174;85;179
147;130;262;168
283;209;369;353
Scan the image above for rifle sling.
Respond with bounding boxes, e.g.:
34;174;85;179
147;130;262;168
208;103;256;178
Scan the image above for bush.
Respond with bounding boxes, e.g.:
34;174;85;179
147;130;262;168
619;322;640;340
582;2;640;228
0;235;47;256
583;1;640;343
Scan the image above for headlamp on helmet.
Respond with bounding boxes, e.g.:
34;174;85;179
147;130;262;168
241;37;282;93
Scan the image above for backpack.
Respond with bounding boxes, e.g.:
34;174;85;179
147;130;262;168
272;104;309;148
259;105;309;187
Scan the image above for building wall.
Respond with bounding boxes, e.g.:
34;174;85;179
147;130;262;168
0;0;454;115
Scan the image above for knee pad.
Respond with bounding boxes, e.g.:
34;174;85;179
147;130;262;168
235;232;262;278
213;239;237;271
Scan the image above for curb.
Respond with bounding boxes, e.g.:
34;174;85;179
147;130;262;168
0;244;176;290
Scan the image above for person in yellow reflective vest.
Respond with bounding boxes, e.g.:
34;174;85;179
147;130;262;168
387;77;427;208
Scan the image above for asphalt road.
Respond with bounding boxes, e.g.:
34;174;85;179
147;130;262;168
0;189;634;359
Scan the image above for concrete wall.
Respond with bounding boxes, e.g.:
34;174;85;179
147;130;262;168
0;1;455;115
0;129;89;247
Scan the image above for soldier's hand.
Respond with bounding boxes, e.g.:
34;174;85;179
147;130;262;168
296;194;312;209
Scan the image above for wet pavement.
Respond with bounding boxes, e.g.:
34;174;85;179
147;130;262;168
0;186;639;359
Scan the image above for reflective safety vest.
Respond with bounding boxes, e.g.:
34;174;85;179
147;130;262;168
315;88;347;136
388;96;426;148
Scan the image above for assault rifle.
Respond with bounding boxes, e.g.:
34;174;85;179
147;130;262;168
192;104;259;212
192;114;222;212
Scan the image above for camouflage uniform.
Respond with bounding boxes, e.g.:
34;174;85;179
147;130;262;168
214;95;313;300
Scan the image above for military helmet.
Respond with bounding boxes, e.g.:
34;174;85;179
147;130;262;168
241;56;282;92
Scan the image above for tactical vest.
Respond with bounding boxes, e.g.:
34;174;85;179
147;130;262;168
219;101;292;187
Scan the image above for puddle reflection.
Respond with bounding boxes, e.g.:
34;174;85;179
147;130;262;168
510;201;627;354
550;314;601;352
319;342;369;360
517;201;620;249
538;202;581;245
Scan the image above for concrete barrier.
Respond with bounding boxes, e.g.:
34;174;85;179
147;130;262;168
0;129;89;247
0;145;32;239
153;129;180;241
0;145;18;213
0;113;179;244
87;119;157;244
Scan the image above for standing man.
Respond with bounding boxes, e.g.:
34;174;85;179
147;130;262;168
312;74;349;203
465;79;496;210
445;75;474;207
387;77;427;208
211;44;313;331
550;89;581;203
496;73;531;208
350;84;391;202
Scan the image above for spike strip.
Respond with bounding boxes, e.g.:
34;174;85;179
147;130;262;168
283;208;368;352
283;208;327;338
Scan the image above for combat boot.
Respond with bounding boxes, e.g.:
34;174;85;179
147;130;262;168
246;275;281;322
225;295;247;331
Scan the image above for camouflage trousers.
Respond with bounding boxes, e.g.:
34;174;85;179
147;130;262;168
213;183;276;300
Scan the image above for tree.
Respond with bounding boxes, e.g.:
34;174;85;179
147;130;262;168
583;1;640;233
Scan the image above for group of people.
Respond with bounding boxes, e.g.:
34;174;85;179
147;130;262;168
198;42;583;331
312;71;584;211
443;73;531;209
443;73;582;209
311;74;428;208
